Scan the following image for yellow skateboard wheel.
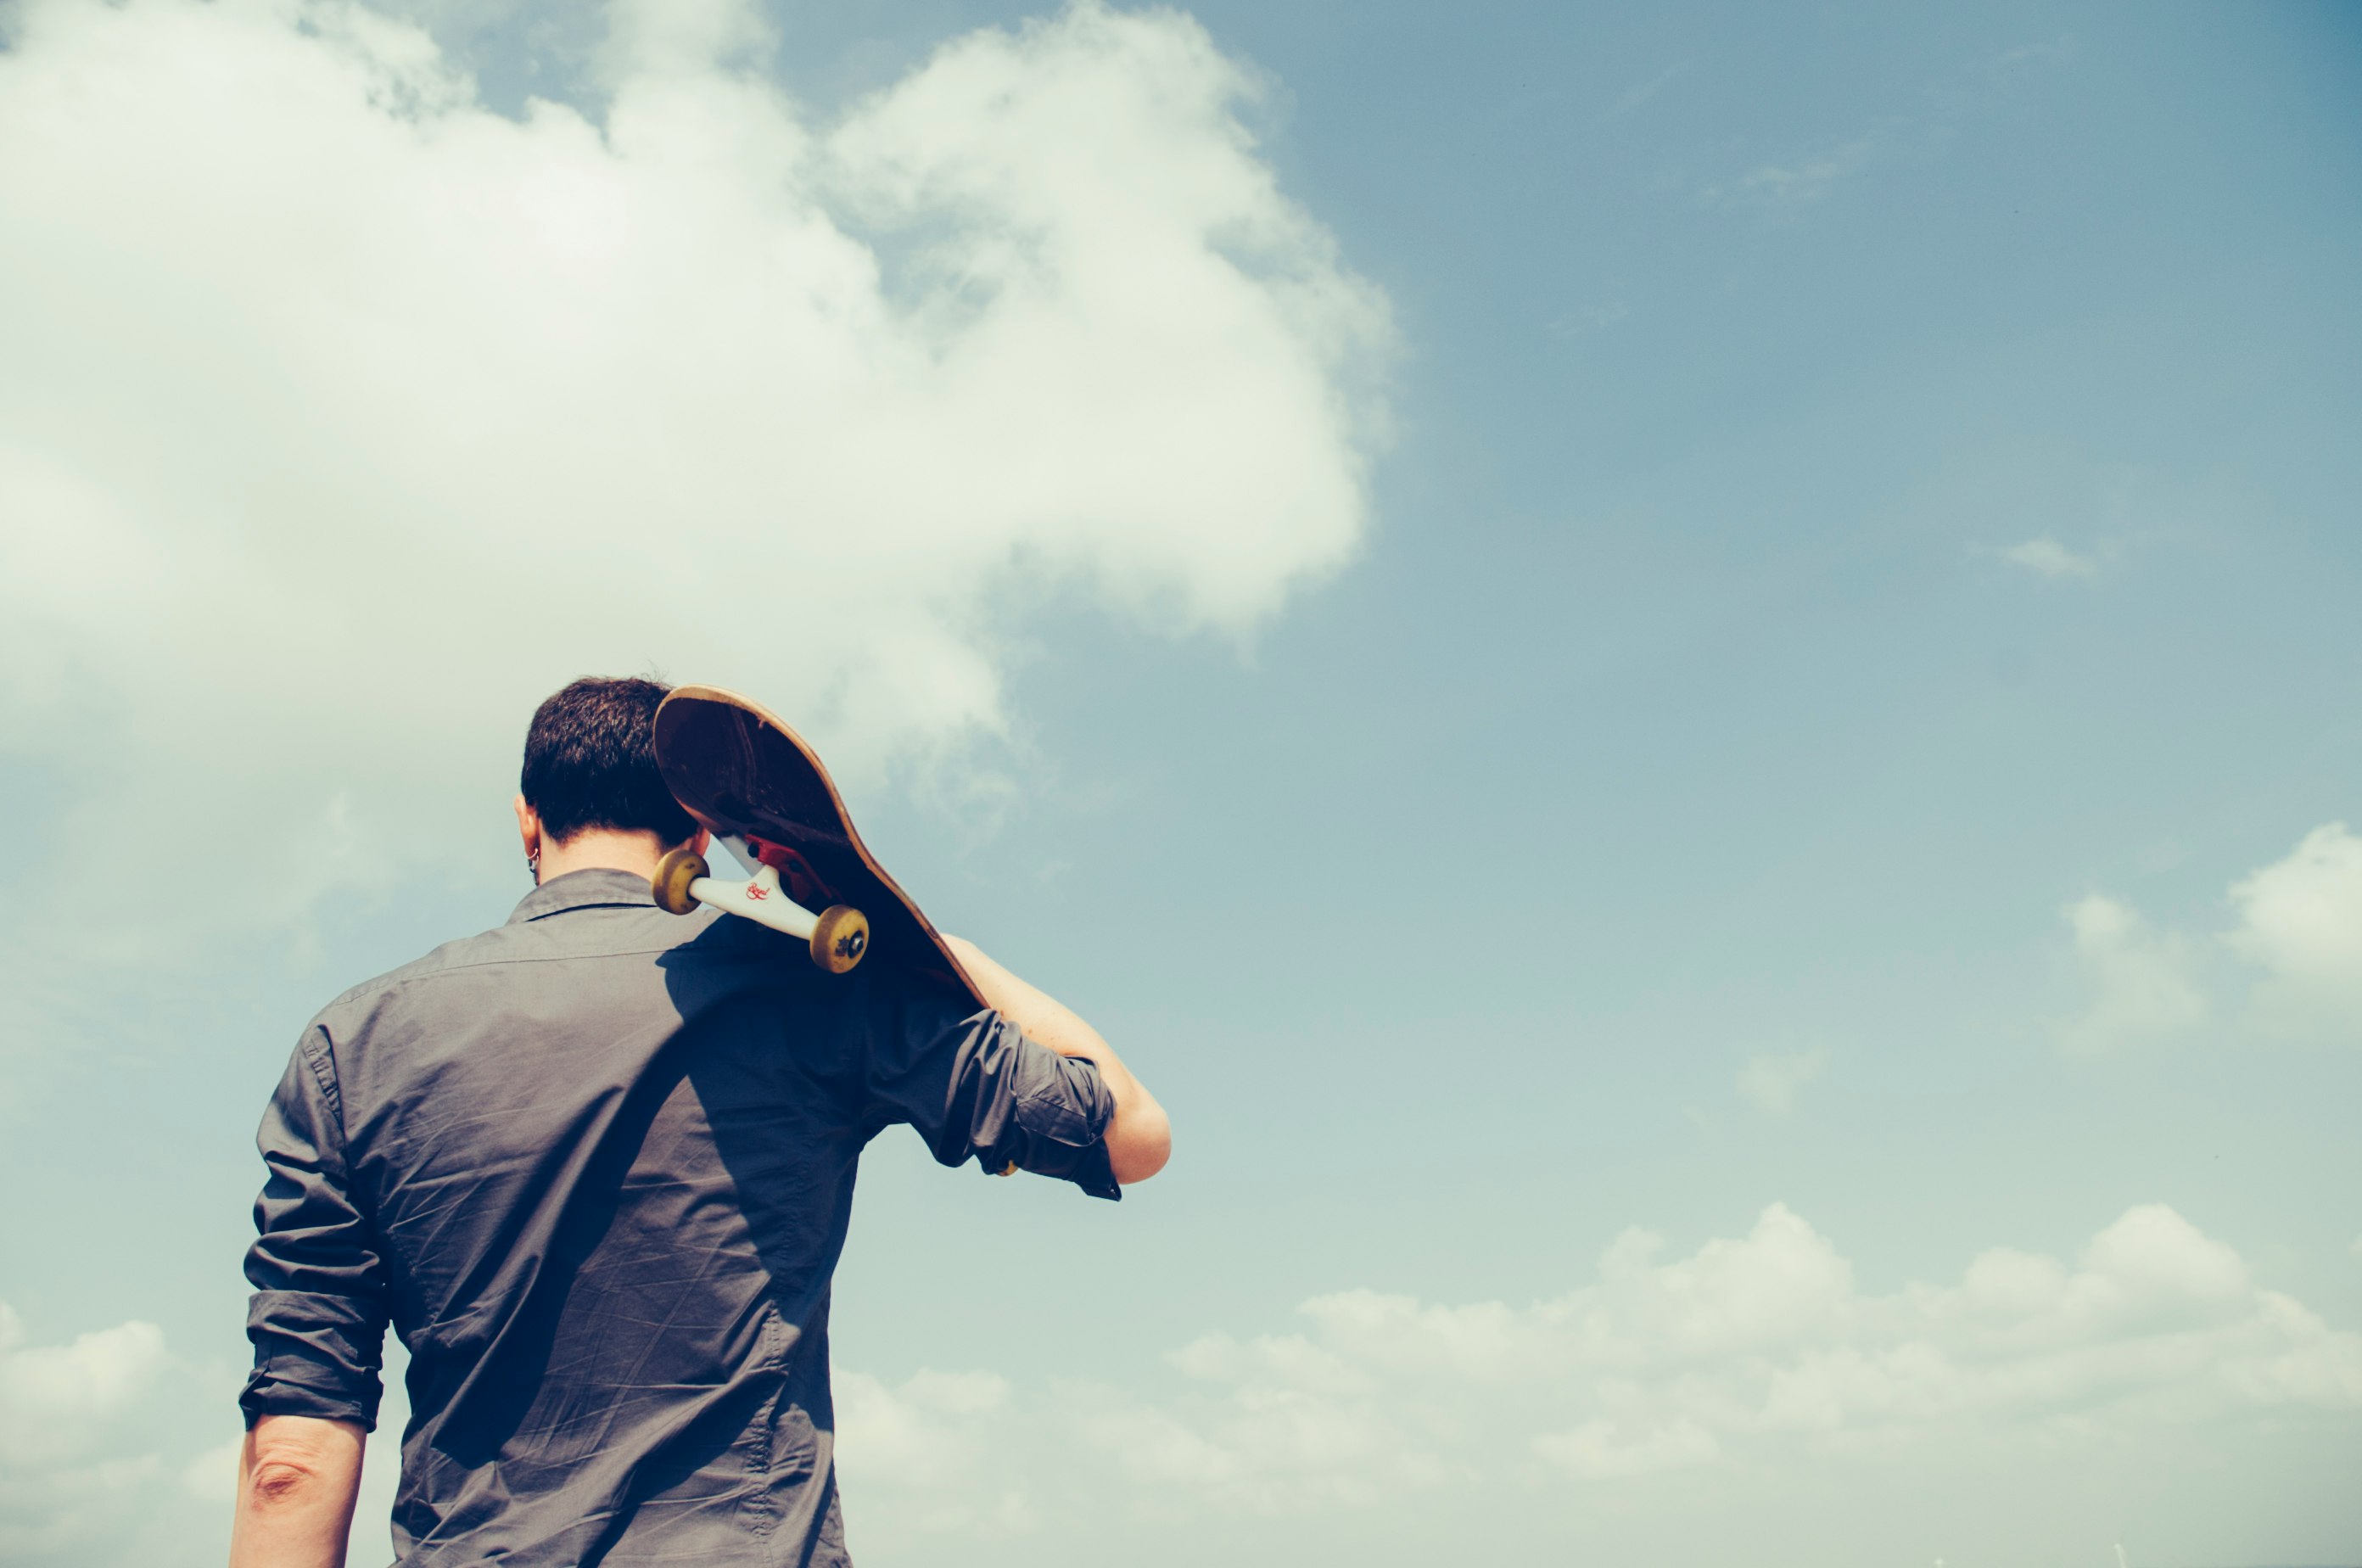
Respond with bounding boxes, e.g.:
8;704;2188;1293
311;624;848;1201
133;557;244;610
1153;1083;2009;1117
809;905;869;973
652;848;708;916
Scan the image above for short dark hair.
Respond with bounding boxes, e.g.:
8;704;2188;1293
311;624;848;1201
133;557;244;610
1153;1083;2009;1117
520;676;697;845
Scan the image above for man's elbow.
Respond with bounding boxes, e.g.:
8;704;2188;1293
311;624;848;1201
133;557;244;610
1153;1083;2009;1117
245;1456;332;1510
240;1416;364;1512
1108;1106;1172;1185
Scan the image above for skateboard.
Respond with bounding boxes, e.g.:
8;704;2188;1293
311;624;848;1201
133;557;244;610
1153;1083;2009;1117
648;685;985;1009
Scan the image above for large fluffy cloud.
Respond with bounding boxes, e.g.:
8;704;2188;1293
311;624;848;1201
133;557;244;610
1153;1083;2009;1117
0;0;1391;953
831;1203;2362;1550
13;1207;2357;1564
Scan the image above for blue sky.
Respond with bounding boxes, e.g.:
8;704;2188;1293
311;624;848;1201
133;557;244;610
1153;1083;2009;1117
2;2;2358;1564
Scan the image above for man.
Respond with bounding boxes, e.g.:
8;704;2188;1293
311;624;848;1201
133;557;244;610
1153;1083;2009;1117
229;676;1171;1567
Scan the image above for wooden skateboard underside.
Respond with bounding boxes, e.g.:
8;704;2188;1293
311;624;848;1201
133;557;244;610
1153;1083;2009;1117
652;686;983;1009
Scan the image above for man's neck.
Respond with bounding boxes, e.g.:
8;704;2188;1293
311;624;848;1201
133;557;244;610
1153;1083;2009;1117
537;829;677;886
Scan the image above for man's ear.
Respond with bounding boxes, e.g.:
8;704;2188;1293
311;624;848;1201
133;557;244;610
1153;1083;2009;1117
514;794;540;856
692;826;711;858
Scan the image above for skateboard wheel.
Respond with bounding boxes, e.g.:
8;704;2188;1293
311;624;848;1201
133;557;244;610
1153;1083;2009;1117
652;848;708;916
809;905;869;974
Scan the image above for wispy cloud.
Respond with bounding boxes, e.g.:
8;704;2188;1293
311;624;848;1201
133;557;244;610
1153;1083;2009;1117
1999;536;2102;579
1703;39;2074;209
1984;36;2079;76
1606;59;1689;120
1728;133;1885;205
1734;1046;1830;1114
1545;302;1629;339
2056;894;2208;1051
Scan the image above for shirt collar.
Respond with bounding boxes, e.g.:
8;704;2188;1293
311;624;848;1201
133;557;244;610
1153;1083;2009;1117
507;867;660;924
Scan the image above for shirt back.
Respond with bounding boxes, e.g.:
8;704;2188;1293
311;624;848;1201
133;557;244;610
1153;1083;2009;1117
242;869;1116;1568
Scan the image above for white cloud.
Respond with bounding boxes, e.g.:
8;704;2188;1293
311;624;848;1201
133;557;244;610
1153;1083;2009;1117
2055;893;2207;1051
0;1302;167;1468
1735;1045;1830;1114
2;1306;400;1565
1987;37;2079;75
1531;1416;1718;1480
1545;301;1628;339
1606;60;1689;120
2226;821;2362;1033
834;1369;1037;1534
0;1453;169;1564
838;1367;1014;1483
2055;823;2362;1052
0;0;1391;970
831;1203;2362;1535
1708;46;2074;211
1734;137;1880;203
178;1436;244;1504
16;1208;2354;1562
0;1302;174;1559
2000;536;2099;578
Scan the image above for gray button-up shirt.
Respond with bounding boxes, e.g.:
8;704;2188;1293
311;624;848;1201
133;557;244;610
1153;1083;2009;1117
241;869;1117;1566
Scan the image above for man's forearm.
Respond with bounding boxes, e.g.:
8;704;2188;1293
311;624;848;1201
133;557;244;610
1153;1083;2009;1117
944;937;1173;1183
228;1415;365;1568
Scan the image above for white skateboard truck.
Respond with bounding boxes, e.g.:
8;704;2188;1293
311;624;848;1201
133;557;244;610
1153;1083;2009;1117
652;847;870;974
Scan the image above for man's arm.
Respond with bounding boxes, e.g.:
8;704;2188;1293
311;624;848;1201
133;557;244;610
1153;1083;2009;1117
943;936;1172;1184
240;1028;389;1558
227;1415;364;1568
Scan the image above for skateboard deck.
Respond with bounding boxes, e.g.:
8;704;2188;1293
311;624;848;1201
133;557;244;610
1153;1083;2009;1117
650;685;984;1009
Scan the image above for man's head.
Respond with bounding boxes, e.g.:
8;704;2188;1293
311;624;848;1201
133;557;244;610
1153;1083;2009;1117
514;676;702;881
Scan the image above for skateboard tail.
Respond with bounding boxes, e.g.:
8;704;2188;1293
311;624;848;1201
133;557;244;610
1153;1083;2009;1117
652;686;985;1009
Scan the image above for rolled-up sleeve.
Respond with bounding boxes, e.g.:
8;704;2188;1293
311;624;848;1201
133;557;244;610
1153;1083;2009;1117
241;1025;390;1429
861;991;1121;1201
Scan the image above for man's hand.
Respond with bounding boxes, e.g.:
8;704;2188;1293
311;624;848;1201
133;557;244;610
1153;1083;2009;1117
228;1414;366;1568
943;936;1173;1184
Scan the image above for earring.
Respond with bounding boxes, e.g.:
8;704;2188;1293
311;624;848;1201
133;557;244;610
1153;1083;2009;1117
527;849;540;879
